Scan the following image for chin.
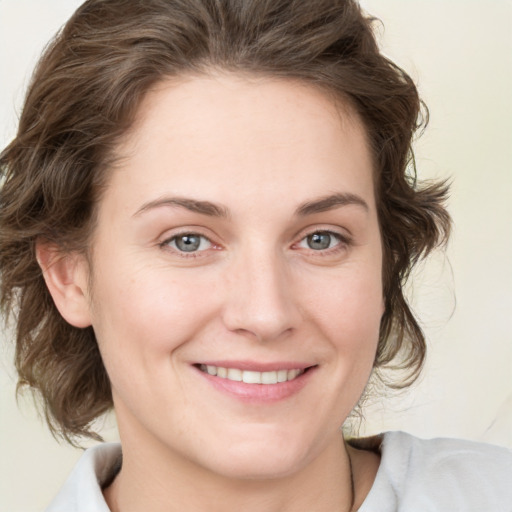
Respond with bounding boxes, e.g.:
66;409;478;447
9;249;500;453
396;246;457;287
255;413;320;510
199;428;319;480
209;453;306;481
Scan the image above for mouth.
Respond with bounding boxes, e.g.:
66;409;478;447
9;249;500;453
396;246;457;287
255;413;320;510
194;362;316;402
197;364;309;384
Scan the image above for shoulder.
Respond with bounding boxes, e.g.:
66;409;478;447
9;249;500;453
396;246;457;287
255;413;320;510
358;431;512;511
381;430;512;476
45;442;121;512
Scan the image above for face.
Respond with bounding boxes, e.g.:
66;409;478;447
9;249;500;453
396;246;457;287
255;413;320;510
81;74;384;479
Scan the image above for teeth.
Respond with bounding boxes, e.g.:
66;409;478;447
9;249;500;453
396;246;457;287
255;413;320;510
242;370;261;384
277;369;288;382
227;368;242;381
261;371;277;384
288;369;300;380
199;365;305;384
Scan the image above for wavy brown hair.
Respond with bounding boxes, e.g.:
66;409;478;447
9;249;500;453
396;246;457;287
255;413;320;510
0;0;450;443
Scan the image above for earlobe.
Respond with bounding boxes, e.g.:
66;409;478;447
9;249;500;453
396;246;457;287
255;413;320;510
36;242;92;328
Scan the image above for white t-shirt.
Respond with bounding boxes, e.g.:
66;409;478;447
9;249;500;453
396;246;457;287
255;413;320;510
45;431;512;511
357;432;512;511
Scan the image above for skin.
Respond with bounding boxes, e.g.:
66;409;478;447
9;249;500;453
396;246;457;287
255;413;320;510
41;73;383;511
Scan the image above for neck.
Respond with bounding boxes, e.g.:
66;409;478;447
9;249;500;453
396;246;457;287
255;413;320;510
104;428;357;512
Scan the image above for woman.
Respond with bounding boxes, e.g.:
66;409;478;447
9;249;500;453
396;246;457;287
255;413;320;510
1;0;511;510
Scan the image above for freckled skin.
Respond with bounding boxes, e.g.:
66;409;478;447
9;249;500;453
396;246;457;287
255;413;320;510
78;74;383;510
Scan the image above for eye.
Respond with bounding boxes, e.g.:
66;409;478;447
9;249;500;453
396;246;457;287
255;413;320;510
297;231;345;251
164;233;212;253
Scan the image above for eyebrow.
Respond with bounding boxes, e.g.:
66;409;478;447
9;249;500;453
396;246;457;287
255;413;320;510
133;192;368;218
133;197;229;218
294;192;369;216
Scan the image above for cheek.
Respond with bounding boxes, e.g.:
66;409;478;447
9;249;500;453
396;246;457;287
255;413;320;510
306;267;383;341
89;259;220;359
304;267;383;402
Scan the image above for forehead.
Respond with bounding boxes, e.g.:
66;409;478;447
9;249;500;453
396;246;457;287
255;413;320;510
107;73;375;217
127;73;367;151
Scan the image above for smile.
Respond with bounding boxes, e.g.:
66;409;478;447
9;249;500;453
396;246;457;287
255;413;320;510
198;364;306;384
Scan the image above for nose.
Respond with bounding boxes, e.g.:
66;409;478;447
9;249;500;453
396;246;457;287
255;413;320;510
221;248;302;342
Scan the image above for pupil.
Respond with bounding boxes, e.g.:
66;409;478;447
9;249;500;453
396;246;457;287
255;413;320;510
176;235;200;252
308;232;331;250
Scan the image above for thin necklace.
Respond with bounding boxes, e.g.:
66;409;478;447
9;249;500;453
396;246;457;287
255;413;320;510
347;447;356;512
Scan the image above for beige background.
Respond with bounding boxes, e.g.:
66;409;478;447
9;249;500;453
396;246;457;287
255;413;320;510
1;1;511;510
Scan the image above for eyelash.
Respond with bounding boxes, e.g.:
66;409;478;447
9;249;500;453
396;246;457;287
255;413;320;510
159;229;351;258
294;230;351;255
159;231;216;258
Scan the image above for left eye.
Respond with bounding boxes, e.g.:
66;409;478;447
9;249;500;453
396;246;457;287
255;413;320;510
165;233;212;253
298;231;342;251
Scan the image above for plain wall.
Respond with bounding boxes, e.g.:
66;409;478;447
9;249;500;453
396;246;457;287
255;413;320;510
1;1;511;510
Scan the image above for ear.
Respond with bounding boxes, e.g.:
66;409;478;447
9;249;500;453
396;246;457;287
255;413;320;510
36;242;92;328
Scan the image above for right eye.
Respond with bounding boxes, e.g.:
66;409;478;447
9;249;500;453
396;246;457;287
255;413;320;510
296;230;347;252
162;233;213;253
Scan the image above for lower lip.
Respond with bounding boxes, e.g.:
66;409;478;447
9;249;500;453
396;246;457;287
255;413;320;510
194;366;316;403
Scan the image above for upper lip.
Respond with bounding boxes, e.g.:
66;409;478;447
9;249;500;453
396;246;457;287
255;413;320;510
195;361;314;372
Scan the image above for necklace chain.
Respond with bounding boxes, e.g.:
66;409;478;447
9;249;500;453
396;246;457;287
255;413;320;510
347;447;355;512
